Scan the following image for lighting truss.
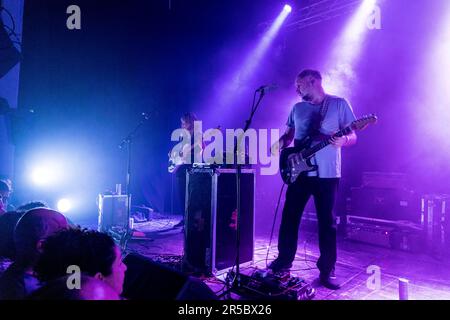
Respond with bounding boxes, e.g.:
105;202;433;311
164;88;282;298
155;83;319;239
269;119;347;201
262;0;363;33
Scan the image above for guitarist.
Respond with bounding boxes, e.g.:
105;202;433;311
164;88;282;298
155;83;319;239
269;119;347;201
170;112;203;228
269;70;357;290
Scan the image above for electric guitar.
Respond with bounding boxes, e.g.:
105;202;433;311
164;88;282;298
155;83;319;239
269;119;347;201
168;125;220;173
168;142;194;173
279;114;377;185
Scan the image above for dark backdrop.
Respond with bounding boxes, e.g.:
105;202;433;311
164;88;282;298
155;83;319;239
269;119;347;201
16;0;450;232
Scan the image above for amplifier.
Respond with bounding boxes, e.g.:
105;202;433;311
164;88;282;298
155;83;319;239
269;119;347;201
346;221;393;248
183;168;255;275
345;215;425;252
301;211;342;233
362;172;408;189
97;194;130;232
350;187;420;222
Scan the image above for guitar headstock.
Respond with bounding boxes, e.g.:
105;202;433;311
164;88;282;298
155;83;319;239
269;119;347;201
351;114;378;131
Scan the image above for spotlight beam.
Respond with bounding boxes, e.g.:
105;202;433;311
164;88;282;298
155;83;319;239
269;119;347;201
237;5;292;86
203;5;292;123
417;3;450;150
322;0;377;97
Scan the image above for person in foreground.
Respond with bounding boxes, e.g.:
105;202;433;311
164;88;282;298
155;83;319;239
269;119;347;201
0;208;68;299
34;227;127;297
29;275;121;300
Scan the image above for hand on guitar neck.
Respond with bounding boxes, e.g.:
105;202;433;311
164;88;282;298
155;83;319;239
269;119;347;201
330;131;356;147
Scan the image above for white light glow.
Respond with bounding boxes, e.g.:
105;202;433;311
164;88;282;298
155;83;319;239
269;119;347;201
283;4;292;13
57;198;72;213
31;161;65;187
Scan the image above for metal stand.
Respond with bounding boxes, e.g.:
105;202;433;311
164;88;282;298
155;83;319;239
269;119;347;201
118;113;150;250
226;88;267;293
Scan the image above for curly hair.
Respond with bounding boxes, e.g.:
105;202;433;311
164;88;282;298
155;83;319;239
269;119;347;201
34;228;117;283
16;201;48;213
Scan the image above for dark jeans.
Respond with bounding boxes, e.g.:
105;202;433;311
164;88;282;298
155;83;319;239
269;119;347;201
277;176;339;276
175;165;189;216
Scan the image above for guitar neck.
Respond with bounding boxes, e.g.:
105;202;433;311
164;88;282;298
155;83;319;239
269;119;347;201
302;126;352;159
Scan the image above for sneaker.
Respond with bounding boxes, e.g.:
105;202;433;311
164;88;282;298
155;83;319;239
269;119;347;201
329;268;337;280
319;273;341;290
268;258;292;273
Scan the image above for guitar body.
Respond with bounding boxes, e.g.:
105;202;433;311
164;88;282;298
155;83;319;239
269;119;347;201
168;125;219;173
279;147;317;185
168;158;180;173
278;114;378;185
168;141;204;173
167;146;190;173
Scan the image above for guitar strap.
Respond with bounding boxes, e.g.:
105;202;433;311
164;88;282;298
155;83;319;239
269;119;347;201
294;95;329;149
307;95;329;175
317;94;329;133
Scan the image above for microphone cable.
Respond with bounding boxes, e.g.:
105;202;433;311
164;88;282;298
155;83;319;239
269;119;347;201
265;182;286;268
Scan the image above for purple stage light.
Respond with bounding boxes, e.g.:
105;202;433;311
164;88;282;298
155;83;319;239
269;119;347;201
233;4;292;88
415;3;450;151
322;0;377;98
202;4;292;124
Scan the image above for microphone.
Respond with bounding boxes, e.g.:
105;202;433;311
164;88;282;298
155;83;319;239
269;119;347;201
256;84;278;92
118;112;151;148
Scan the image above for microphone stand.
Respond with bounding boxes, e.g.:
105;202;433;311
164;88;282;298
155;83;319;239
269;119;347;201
228;88;266;292
118;113;150;251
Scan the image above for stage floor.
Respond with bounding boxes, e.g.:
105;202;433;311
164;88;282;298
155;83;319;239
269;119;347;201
126;214;450;300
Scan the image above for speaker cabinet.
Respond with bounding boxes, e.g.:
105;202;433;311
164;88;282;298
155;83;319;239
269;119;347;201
122;253;217;300
183;168;255;275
